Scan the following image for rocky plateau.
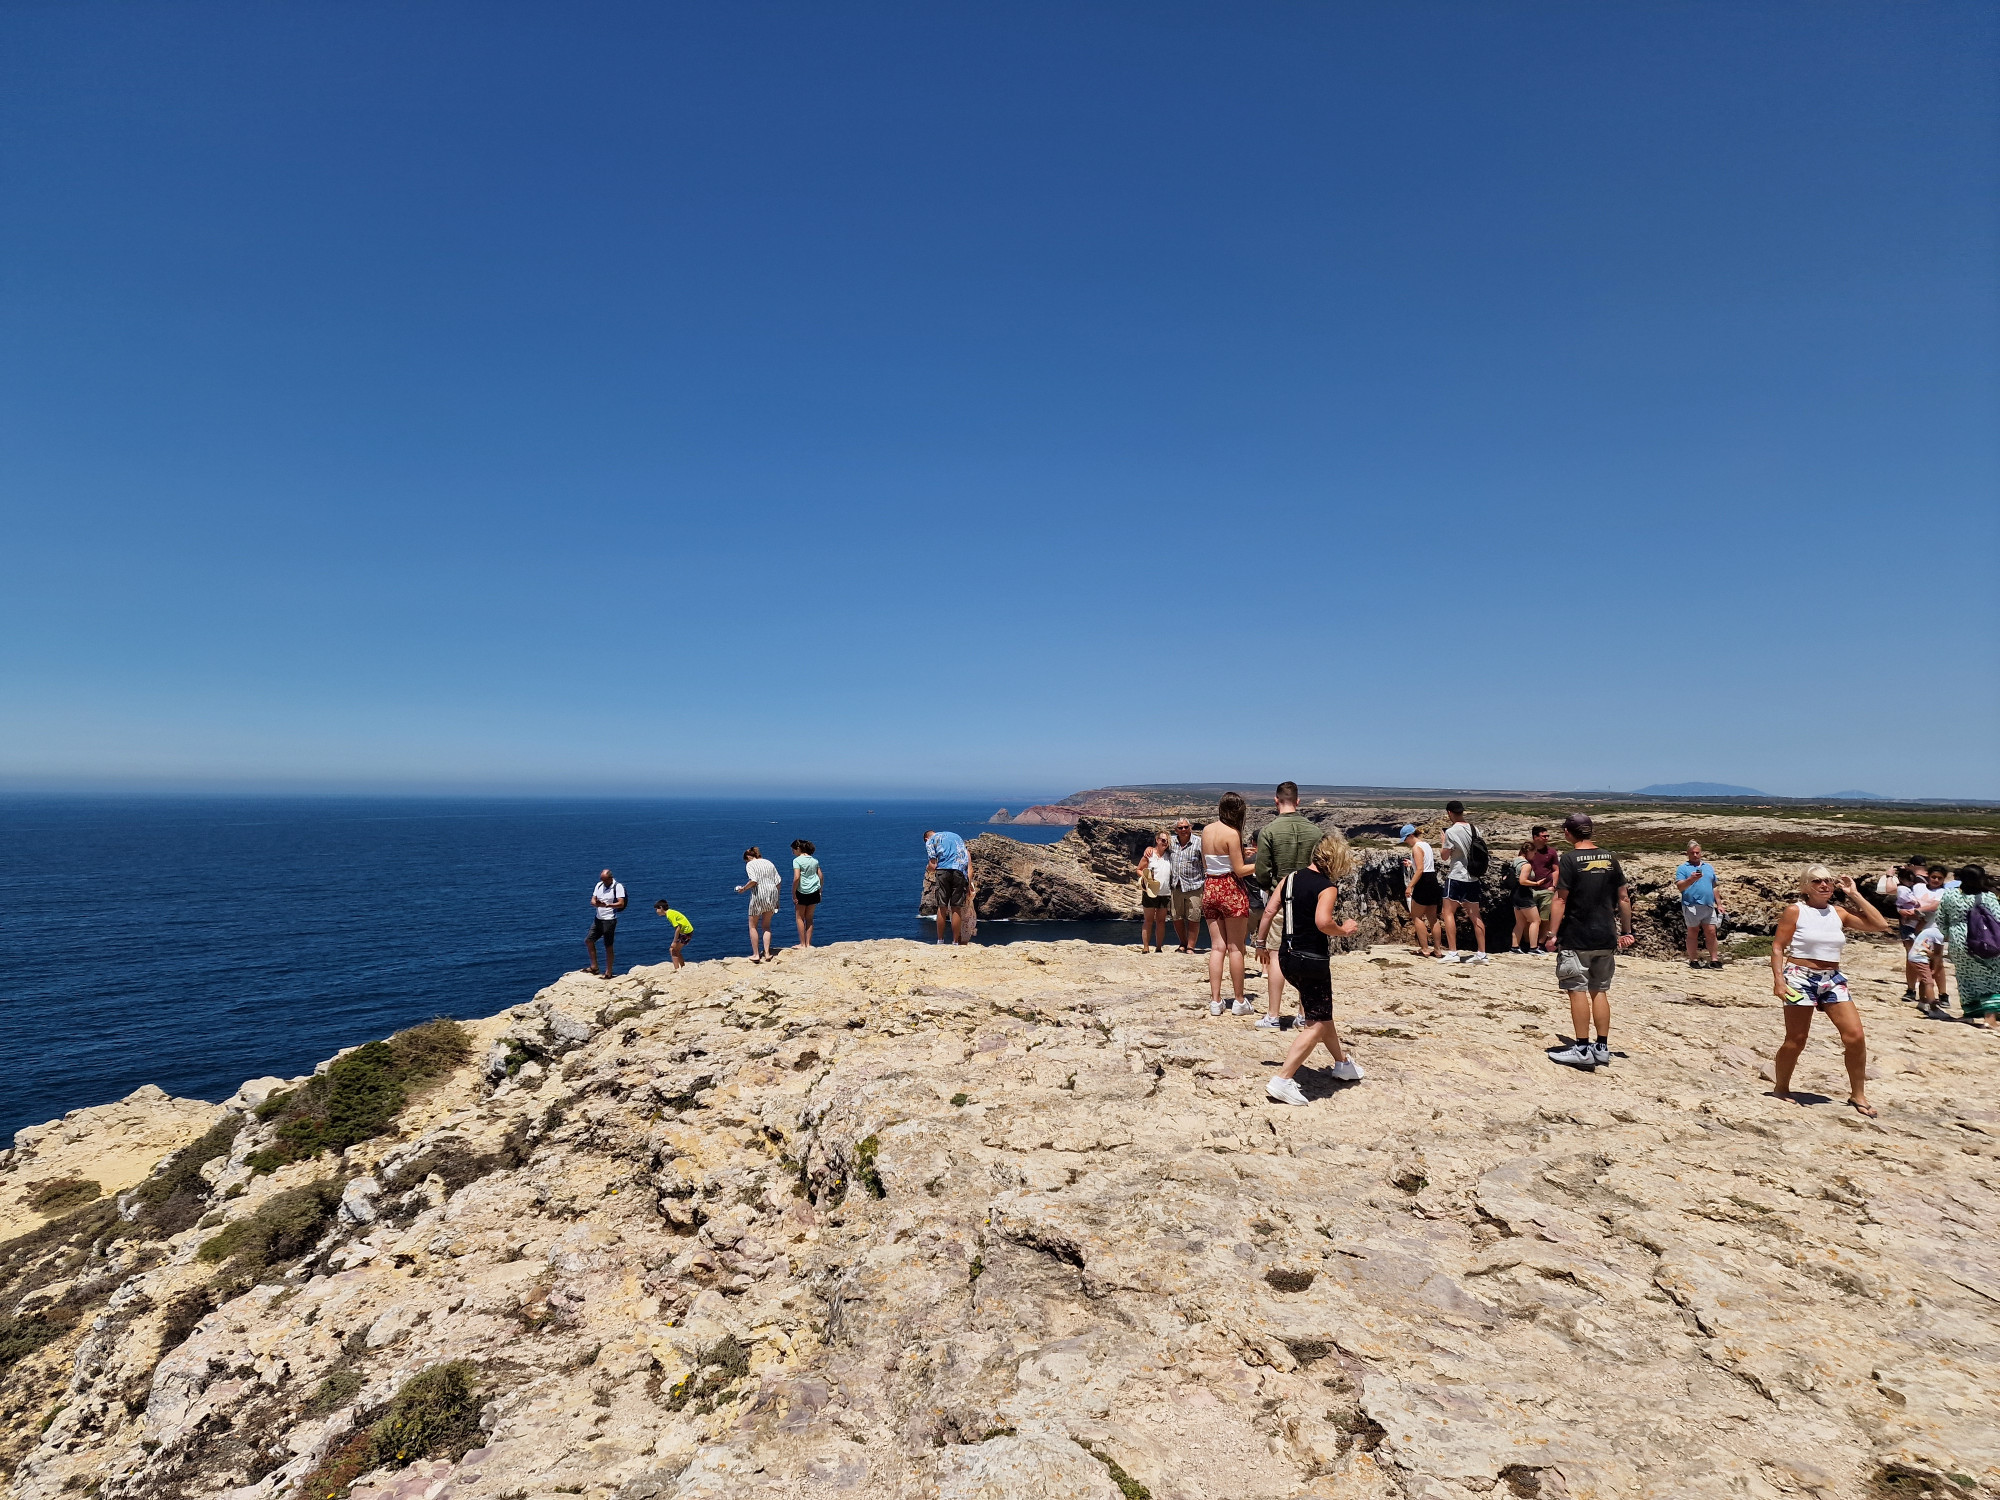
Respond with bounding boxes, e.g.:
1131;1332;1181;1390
4;929;1998;1500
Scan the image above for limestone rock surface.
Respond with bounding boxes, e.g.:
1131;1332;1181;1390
1;1086;226;1241
5;936;1999;1500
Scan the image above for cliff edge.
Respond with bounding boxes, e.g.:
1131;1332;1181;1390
3;938;1997;1500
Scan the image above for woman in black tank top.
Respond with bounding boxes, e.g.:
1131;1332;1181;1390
1267;832;1366;1106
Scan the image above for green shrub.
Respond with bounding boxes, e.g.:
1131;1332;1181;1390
27;1179;101;1215
366;1360;483;1468
307;1365;364;1415
852;1136;885;1199
196;1180;340;1270
0;1314;64;1375
663;1337;750;1415
248;1020;471;1174
124;1116;243;1237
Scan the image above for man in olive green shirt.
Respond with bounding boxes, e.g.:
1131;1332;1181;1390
1253;781;1321;1029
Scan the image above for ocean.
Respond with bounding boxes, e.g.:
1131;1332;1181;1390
0;796;1131;1142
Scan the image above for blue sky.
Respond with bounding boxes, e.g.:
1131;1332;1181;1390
2;2;1994;801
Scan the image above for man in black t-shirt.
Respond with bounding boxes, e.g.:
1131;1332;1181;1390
1543;813;1633;1071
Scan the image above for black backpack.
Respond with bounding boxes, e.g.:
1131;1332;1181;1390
1466;825;1491;879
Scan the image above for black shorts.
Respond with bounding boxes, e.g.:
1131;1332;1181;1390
796;890;820;907
1279;950;1334;1024
935;868;968;908
670;929;693;947
1141;893;1170;910
1411;872;1443;907
589;918;617;942
1512;888;1539;909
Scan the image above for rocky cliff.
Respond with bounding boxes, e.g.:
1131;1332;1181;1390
4;936;1997;1500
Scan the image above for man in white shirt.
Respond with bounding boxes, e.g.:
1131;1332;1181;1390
1438;801;1489;964
588;868;626;978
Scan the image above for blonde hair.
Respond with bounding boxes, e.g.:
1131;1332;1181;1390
1797;863;1834;894
1311;830;1356;882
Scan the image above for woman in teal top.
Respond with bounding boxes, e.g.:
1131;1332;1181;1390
791;839;824;949
1935;865;2000;1026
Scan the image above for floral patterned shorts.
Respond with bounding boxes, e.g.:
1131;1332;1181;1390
1203;874;1250;920
1782;963;1851;1008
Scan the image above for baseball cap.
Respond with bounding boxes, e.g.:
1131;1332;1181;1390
1397;824;1417;839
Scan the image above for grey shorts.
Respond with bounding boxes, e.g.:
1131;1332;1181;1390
1557;949;1617;993
1683;902;1716;928
1171;886;1203;922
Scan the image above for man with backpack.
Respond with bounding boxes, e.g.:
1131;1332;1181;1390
1436;800;1490;965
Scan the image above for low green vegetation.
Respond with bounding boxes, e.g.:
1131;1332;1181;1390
247;1019;471;1174
366;1360;484;1467
852;1135;885;1199
307;1365;364;1415
296;1361;485;1499
196;1180;341;1271
1080;1439;1151;1499
664;1336;750;1415
123;1116;244;1237
26;1179;100;1216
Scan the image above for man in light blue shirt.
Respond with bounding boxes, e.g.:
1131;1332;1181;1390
1674;840;1724;969
923;830;974;945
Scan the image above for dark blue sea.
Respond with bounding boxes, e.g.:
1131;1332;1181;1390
0;797;1128;1142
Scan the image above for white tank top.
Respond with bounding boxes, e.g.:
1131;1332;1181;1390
1204;853;1234;876
1411;840;1434;875
1789;901;1847;963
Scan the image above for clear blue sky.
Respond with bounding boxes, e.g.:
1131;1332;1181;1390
3;3;1994;801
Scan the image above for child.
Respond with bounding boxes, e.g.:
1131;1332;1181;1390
1907;922;1948;1019
655;900;695;970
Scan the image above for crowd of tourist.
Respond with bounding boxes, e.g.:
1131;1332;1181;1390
574;785;2000;1124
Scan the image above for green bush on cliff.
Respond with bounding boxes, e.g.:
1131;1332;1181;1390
247;1019;471;1174
196;1180;341;1270
123;1115;244;1237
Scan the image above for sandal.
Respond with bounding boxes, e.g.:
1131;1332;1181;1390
1847;1099;1879;1119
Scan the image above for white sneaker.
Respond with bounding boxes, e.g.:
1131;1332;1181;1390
1266;1075;1309;1106
1593;1042;1611;1067
1209;1000;1225;1017
1232;1000;1256;1017
1464;952;1489;965
1548;1043;1597;1071
1435;951;1461;963
1255;1015;1283;1030
1332;1057;1365;1082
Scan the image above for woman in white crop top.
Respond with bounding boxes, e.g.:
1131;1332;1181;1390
1199;792;1260;1016
1769;864;1891;1117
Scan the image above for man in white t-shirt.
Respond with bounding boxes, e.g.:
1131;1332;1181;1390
1437;801;1488;964
587;869;626;978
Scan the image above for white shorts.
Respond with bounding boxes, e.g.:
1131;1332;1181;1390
1682;903;1716;928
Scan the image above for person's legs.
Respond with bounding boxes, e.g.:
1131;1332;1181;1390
1525;904;1541;952
1701;920;1720;963
585;937;600;976
935;904;947;943
1278;1019;1341;1078
1207;915;1226;1004
1224;917;1248;1004
1265;927;1286;1018
1588;989;1610;1042
1440;901;1458;955
1906;959;1933;1004
1412;905;1439;957
1771;1005;1817;1098
1513;906;1532;953
603;932;615;978
1823;1001;1871;1113
797;903;814;948
670;935;686;971
1685;920;1700;963
750;914;762;959
1464;898;1486;955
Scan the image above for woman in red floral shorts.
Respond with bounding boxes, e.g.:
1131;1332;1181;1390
1202;792;1260;1016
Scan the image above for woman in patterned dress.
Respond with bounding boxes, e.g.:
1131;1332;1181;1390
1935;865;2000;1028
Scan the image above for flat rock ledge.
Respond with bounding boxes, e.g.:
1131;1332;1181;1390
6;935;1999;1500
